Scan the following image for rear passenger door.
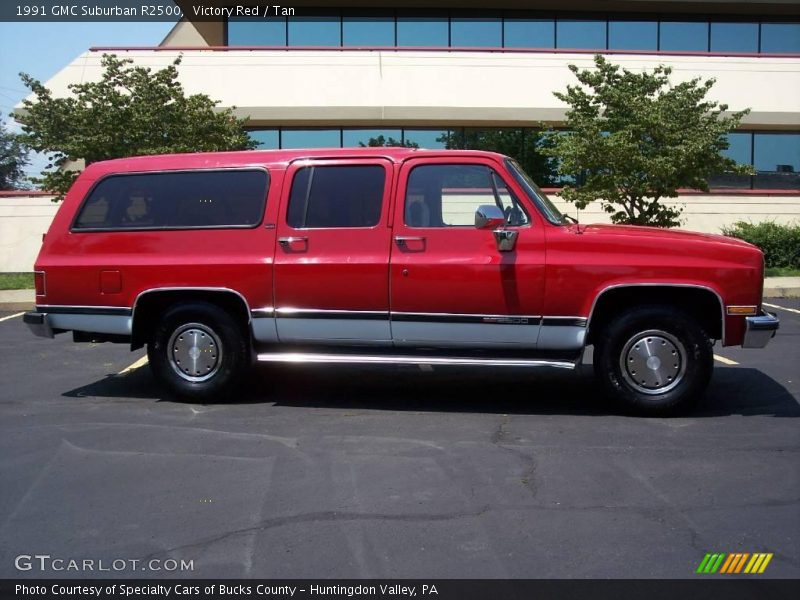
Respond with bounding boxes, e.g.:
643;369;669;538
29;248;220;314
273;159;394;343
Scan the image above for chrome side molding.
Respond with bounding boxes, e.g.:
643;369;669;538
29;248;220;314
255;352;576;369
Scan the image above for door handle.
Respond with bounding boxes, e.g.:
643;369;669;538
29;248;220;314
493;229;518;252
394;236;426;245
278;236;308;250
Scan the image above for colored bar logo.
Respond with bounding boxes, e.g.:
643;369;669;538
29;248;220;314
696;553;773;574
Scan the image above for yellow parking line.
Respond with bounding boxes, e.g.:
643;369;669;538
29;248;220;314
0;311;24;323
714;354;739;366
763;302;800;315
118;355;148;375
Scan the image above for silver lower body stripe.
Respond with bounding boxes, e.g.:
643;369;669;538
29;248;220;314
255;352;576;369
49;313;132;336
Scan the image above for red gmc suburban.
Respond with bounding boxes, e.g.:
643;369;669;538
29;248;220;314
24;148;779;414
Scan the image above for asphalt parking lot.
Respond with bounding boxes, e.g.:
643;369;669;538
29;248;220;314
0;301;798;579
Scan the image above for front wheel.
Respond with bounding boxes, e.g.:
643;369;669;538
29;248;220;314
147;302;250;402
593;305;713;416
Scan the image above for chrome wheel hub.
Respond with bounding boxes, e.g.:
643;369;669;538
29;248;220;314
620;329;687;395
168;323;222;383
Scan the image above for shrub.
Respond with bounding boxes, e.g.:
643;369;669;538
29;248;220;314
721;221;800;269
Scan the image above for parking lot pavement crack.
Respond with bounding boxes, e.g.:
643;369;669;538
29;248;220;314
0;445;60;533
490;415;510;445
624;461;708;552
489;417;539;498
496;445;538;499
136;506;493;562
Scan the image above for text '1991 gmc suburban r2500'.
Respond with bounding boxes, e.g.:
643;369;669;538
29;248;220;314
24;148;779;415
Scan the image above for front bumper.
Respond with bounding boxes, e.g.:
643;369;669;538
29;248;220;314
742;310;779;349
23;311;53;338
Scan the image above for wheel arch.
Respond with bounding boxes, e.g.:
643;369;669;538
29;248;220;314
131;287;252;350
585;284;725;346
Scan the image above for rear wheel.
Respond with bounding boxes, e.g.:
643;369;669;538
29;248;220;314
147;302;249;402
593;305;713;416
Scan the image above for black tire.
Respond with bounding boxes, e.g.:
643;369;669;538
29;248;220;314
593;305;713;416
147;301;250;402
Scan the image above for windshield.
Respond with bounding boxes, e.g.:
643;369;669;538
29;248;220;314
505;158;566;225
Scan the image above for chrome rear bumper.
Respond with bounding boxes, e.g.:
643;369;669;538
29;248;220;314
742;310;779;349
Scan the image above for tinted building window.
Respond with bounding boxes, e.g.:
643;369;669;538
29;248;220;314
74;171;268;230
287;166;385;228
288;16;341;46
503;18;555;48
608;21;658;50
343;15;395;46
556;19;606;49
659;21;708;51
228;16;798;55
710;22;759;53
228;18;286;46
754;133;800;189
722;132;753;165
463;128;526;158
281;129;341;149
709;132;753;189
249;129;280;149
403;129;450;149
450;17;502;47
342;129;404;147
397;16;449;47
761;23;800;53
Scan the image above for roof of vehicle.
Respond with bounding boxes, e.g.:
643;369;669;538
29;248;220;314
81;147;510;177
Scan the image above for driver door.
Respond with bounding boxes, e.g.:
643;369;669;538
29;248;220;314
389;158;546;348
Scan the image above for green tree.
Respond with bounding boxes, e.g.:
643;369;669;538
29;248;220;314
437;128;559;186
0;120;30;190
544;55;751;227
16;54;256;200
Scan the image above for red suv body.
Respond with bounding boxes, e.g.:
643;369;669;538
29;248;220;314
24;148;779;414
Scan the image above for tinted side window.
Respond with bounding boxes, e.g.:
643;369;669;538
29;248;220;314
405;164;529;228
287;165;385;228
73;170;268;230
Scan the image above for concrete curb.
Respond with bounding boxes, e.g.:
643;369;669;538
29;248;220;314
764;286;800;298
1;278;799;310
0;289;34;311
764;276;800;299
0;303;34;312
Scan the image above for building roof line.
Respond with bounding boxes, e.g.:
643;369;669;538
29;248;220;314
88;46;800;60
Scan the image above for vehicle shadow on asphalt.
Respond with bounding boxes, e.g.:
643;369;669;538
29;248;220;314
62;363;800;418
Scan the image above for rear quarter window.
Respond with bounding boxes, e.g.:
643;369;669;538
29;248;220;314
72;169;269;231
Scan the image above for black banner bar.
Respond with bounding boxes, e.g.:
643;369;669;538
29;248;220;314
2;580;799;600
0;1;312;22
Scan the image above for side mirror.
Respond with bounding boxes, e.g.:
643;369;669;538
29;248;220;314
475;205;505;230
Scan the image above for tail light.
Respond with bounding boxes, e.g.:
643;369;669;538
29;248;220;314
34;271;46;296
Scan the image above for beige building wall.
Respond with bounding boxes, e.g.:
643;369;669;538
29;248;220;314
0;192;795;272
434;190;800;230
551;193;800;230
0;195;57;273
25;50;800;128
160;19;224;46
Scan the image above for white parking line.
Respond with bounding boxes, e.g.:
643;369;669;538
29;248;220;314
763;302;800;316
714;354;739;366
0;311;24;323
118;355;148;375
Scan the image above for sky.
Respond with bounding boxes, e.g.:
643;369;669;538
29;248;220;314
0;21;175;178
